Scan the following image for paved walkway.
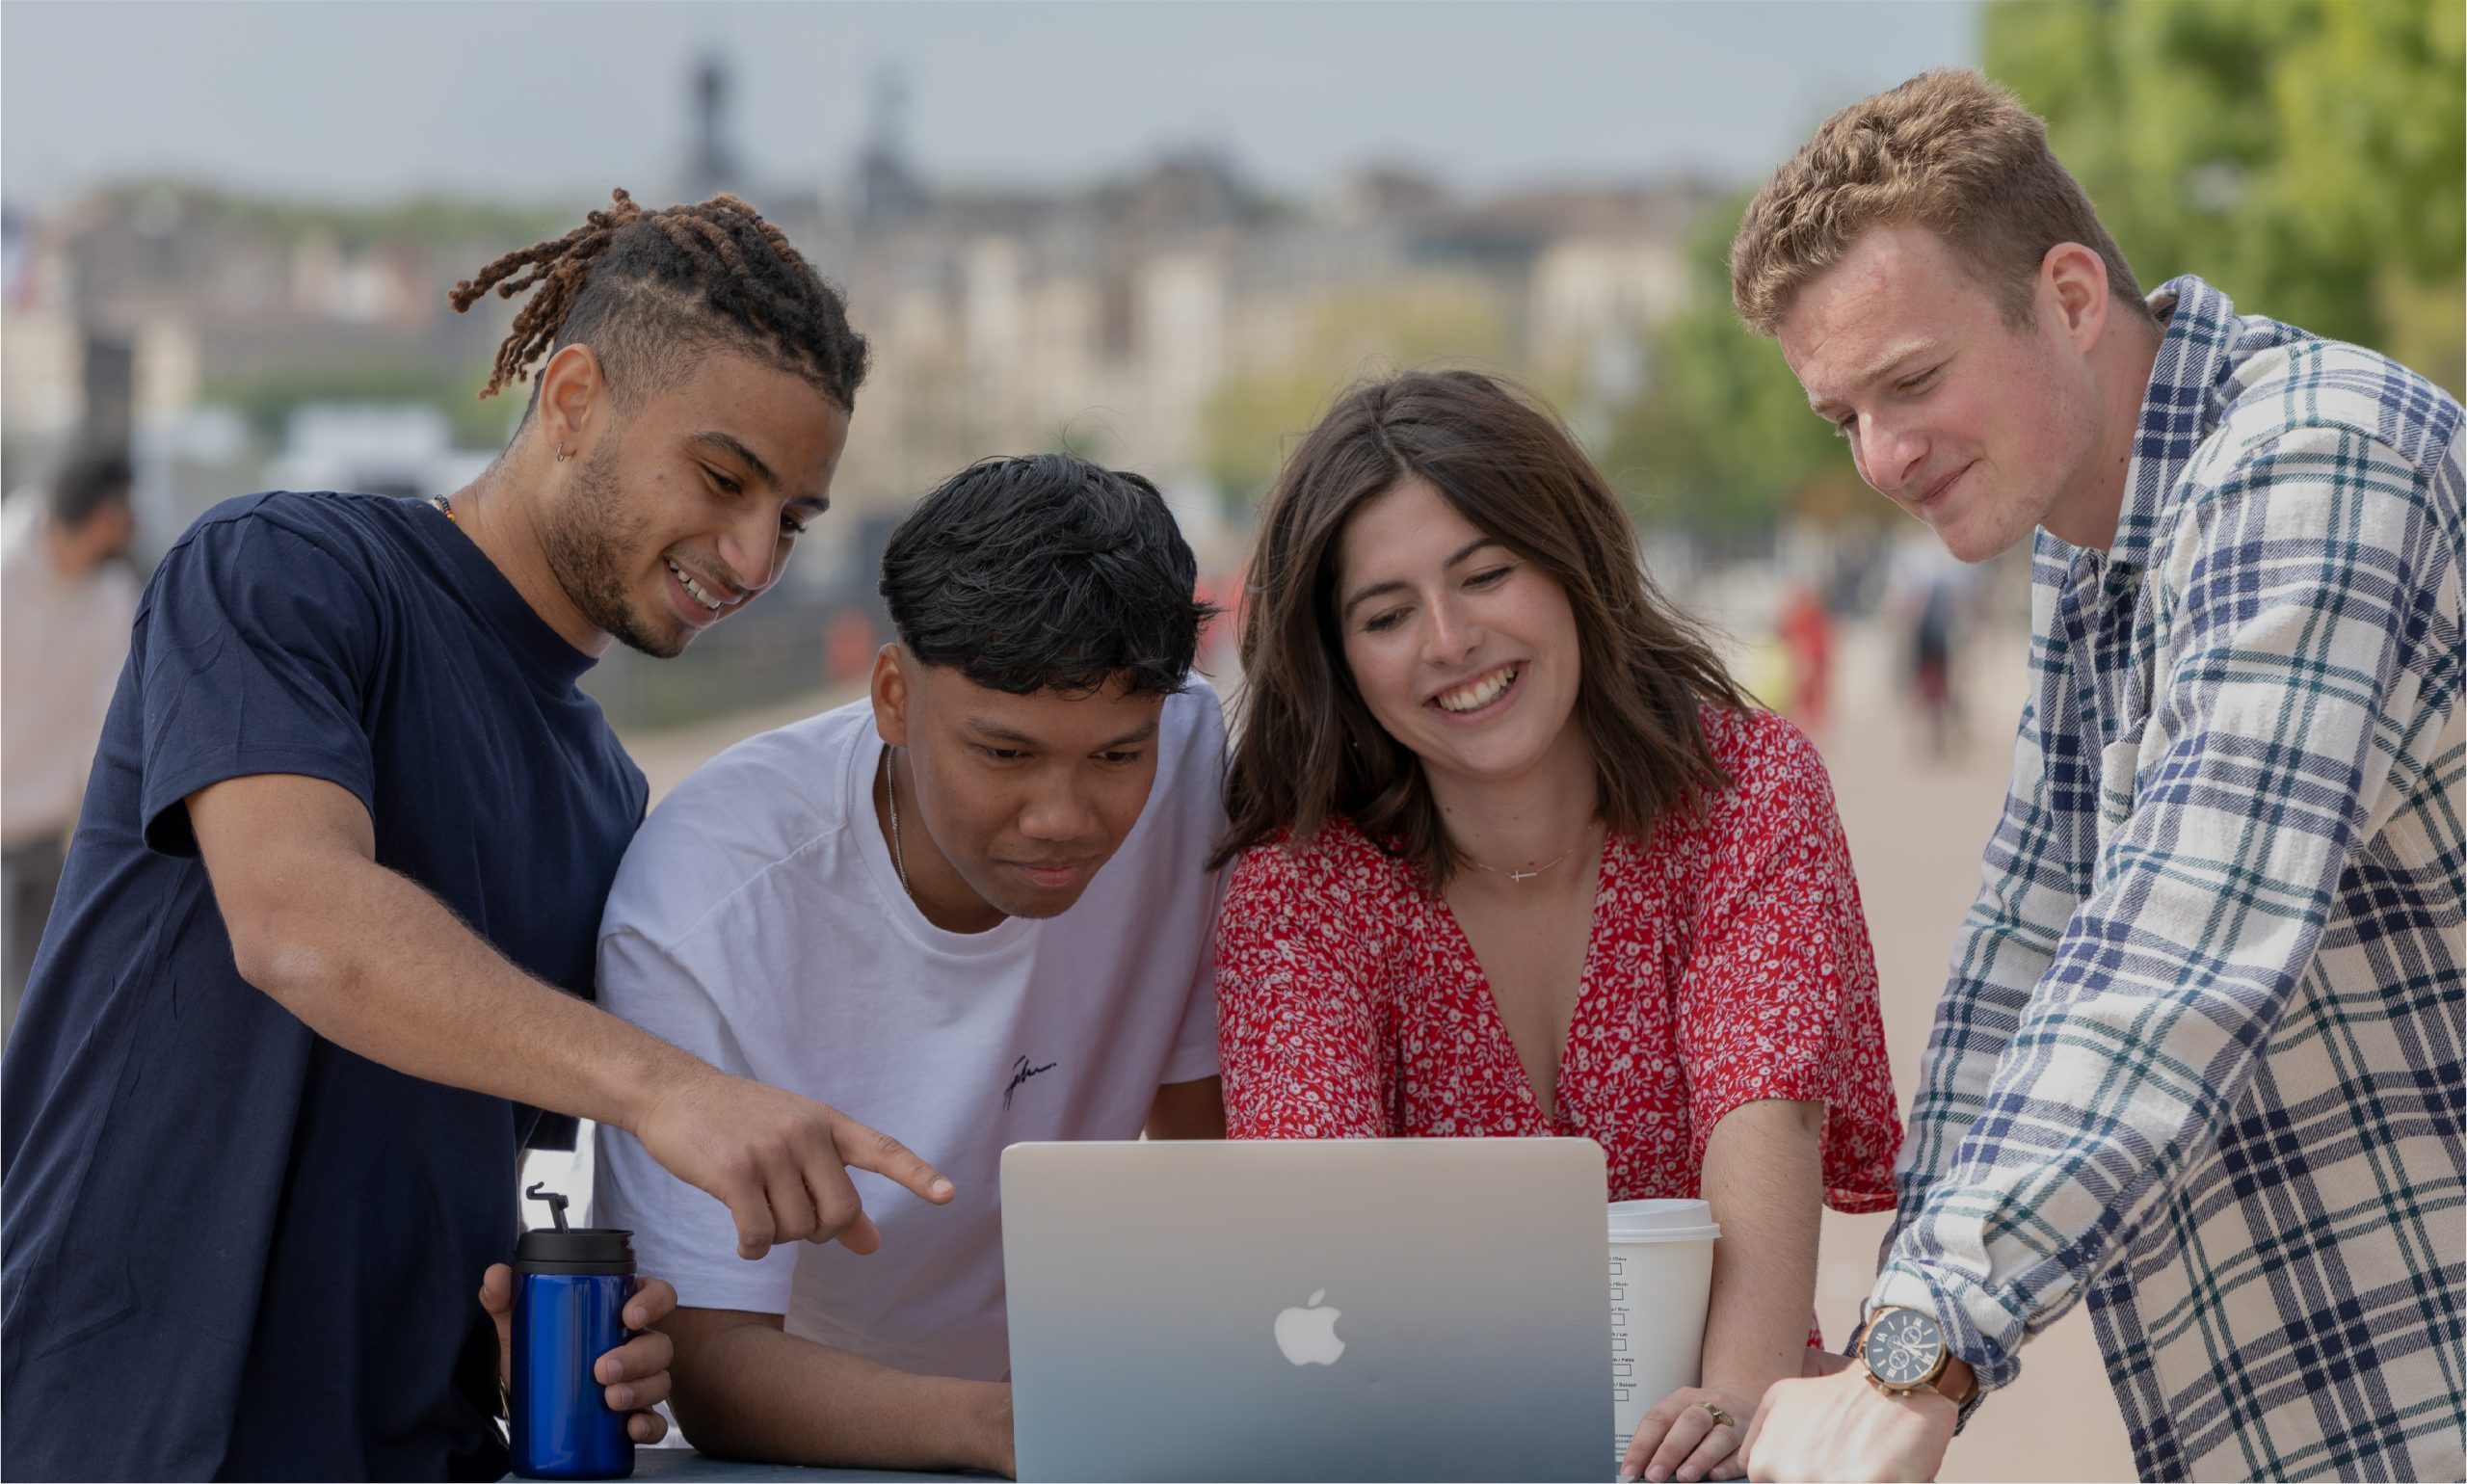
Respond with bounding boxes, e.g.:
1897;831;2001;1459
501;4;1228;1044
1796;622;2135;1483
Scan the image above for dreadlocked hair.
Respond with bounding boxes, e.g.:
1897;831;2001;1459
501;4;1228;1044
448;187;869;413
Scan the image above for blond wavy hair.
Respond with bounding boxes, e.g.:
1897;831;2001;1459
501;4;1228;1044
1730;67;2151;336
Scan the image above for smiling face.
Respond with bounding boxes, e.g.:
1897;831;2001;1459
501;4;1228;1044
1333;474;1585;793
1778;223;2104;563
875;653;1167;928
542;349;851;657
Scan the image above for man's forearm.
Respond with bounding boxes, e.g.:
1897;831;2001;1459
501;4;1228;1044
671;1316;1010;1473
228;845;705;1136
1698;1100;1825;1398
198;771;955;1261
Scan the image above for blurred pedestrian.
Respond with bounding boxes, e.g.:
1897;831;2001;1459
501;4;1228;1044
1885;532;1974;760
824;603;877;684
1774;580;1833;736
0;443;139;1041
1733;69;2463;1484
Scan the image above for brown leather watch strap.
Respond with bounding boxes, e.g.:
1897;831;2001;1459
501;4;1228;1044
1932;1357;1979;1406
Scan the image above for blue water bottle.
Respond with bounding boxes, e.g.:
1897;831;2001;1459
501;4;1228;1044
510;1183;636;1480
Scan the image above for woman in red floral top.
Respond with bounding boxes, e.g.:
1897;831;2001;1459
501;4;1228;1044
1213;371;1900;1484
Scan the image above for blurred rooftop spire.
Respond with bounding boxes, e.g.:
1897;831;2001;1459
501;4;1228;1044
684;49;743;200
858;62;927;225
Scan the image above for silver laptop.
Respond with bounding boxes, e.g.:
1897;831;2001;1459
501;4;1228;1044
1002;1138;1612;1483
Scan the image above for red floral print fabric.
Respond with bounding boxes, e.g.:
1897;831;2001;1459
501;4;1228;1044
1217;706;1901;1215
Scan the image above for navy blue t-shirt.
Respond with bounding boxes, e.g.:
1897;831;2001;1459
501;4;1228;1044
1;491;648;1481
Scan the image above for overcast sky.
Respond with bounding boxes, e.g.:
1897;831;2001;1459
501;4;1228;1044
4;1;1978;210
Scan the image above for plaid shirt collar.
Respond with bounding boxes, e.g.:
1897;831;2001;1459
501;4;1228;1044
2107;275;2240;571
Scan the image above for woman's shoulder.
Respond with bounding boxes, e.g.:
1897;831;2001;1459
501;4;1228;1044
1630;704;1839;875
1696;702;1826;781
1227;815;1414;906
1698;703;1842;817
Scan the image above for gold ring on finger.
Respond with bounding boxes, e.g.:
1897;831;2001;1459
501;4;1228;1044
1694;1399;1738;1429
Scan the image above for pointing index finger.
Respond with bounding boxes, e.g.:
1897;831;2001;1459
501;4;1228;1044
834;1116;954;1203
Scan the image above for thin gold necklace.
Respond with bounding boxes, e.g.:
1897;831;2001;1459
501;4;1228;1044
884;745;915;899
1466;841;1581;884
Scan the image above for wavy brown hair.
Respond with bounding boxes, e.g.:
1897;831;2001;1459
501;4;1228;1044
1215;369;1751;883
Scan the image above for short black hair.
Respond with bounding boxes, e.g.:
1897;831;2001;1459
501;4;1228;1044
49;444;134;529
881;454;1214;697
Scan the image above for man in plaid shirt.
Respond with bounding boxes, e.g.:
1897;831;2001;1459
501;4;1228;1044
1723;71;2462;1483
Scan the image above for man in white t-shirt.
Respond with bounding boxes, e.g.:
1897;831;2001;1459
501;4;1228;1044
1;444;140;1040
593;453;1227;1475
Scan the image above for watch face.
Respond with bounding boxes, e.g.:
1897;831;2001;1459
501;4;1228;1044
1863;1309;1945;1388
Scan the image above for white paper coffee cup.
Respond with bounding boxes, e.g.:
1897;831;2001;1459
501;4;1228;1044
1607;1199;1721;1469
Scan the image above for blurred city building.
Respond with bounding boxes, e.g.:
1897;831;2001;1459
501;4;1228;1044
4;53;1717;537
0;51;1726;723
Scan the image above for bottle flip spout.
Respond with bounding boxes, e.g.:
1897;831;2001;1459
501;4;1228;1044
525;1181;572;1233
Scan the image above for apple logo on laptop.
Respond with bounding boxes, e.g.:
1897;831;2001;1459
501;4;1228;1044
1274;1288;1345;1365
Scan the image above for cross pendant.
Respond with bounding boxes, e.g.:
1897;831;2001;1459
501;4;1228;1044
1507;868;1537;883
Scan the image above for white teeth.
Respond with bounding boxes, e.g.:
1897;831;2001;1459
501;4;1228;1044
668;559;724;610
1435;664;1516;713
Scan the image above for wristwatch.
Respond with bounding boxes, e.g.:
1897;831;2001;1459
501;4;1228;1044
1855;1306;1976;1403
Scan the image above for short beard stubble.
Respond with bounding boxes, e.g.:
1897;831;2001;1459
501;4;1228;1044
542;437;685;658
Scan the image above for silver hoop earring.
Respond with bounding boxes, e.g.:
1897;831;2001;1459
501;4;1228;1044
556;444;570;464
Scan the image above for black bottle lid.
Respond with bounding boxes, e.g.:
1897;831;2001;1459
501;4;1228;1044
516;1182;635;1273
515;1226;637;1275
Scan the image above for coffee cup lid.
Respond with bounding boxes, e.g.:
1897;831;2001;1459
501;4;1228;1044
1607;1198;1721;1243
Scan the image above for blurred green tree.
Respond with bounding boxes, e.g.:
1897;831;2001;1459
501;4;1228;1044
1985;0;2464;392
1605;0;2463;541
1598;200;1859;539
1200;278;1519;506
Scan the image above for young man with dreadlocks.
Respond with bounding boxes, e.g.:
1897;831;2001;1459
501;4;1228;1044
1;190;955;1482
